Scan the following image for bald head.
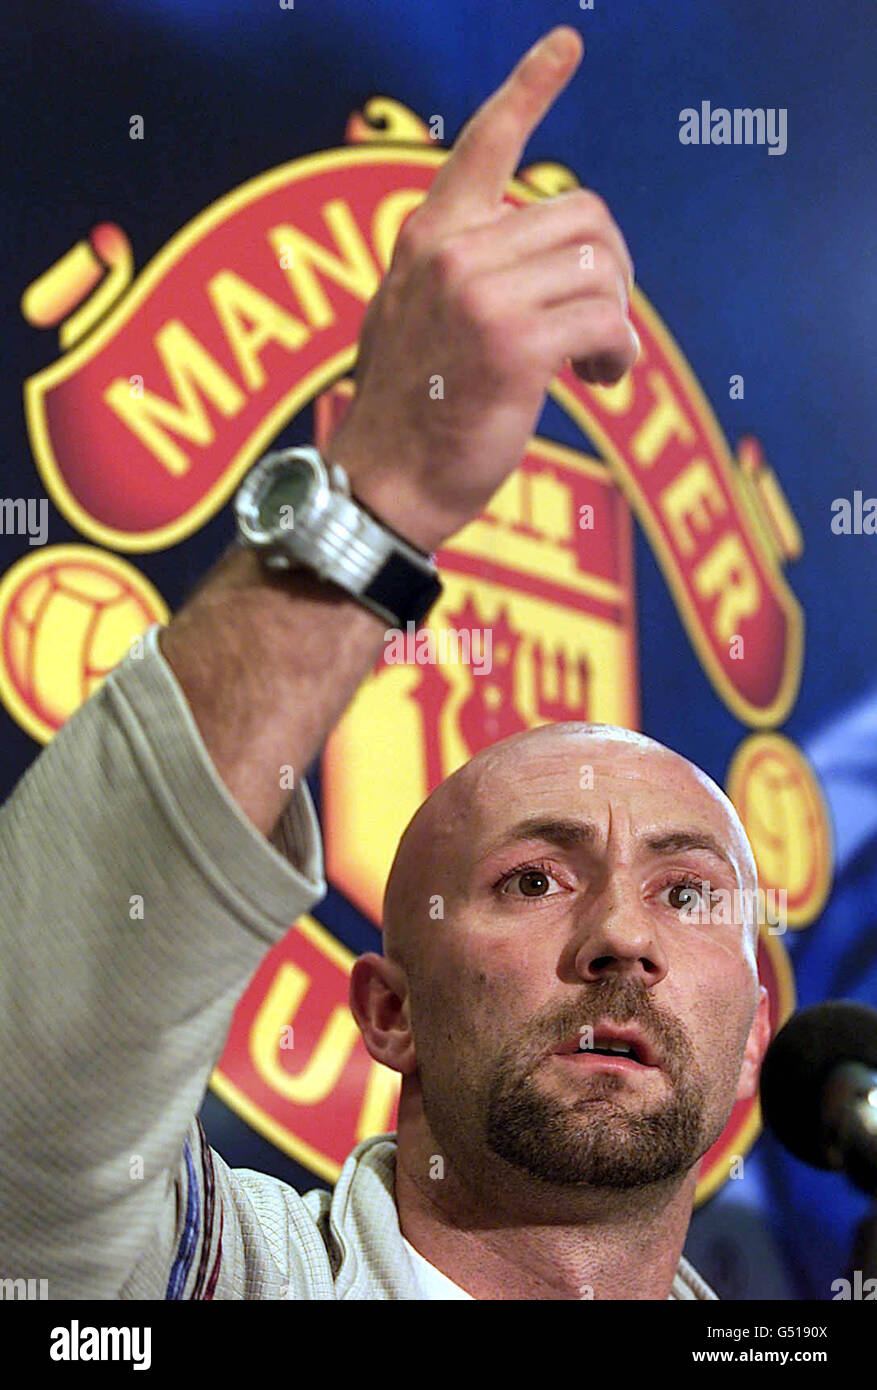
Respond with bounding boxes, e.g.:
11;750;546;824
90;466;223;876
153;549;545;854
382;722;759;968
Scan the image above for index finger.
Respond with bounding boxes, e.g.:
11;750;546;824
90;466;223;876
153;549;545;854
424;27;584;231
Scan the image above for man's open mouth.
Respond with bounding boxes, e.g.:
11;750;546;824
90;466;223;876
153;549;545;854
551;1022;661;1070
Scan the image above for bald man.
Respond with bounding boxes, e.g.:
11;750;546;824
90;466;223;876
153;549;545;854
0;29;769;1300
365;723;769;1298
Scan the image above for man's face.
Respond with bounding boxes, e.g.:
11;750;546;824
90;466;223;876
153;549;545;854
401;731;763;1195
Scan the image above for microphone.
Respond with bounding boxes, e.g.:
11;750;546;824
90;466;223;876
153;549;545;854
759;1001;877;1195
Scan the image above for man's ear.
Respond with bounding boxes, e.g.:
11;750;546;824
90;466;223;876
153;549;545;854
736;985;772;1102
349;952;417;1075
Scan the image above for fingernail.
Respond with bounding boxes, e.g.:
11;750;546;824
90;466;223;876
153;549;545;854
631;327;642;362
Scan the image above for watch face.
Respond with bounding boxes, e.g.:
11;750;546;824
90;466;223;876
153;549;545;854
236;448;331;553
255;455;324;535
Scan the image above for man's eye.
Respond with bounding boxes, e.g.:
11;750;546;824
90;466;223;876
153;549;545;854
498;865;561;898
662;879;709;912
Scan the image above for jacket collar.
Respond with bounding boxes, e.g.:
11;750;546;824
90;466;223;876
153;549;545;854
329;1132;716;1300
329;1133;420;1299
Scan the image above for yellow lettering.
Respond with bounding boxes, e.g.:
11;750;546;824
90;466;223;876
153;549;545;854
588;367;635;416
631;372;696;467
659;458;728;555
355;1060;401;1141
270;198;380;330
371;189;427;270
693;533;761;640
208;269;310;390
249;962;360;1106
103;320;245;475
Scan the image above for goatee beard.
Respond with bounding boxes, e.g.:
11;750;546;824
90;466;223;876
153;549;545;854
485;979;709;1188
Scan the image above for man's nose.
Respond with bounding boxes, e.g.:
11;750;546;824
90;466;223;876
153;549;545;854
570;893;668;987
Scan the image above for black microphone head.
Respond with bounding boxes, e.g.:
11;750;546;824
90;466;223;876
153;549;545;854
759;1001;877;1168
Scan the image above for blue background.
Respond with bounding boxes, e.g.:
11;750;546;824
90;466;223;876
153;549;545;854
1;0;875;1298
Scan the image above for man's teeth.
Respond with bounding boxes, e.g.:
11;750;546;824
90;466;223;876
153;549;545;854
579;1040;634;1055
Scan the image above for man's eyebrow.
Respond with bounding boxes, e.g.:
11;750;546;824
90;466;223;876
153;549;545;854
480;820;738;874
482;817;600;856
644;830;737;874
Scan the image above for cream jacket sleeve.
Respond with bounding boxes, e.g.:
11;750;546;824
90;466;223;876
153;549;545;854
0;625;326;1299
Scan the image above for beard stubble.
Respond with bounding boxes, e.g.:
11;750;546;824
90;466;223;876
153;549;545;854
483;977;711;1189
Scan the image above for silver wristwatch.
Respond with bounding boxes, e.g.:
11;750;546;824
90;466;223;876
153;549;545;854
234;446;443;628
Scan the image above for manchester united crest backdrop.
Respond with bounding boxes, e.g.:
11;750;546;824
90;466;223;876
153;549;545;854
1;0;875;1300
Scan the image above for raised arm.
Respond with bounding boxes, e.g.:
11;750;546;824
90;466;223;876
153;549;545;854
160;24;636;834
